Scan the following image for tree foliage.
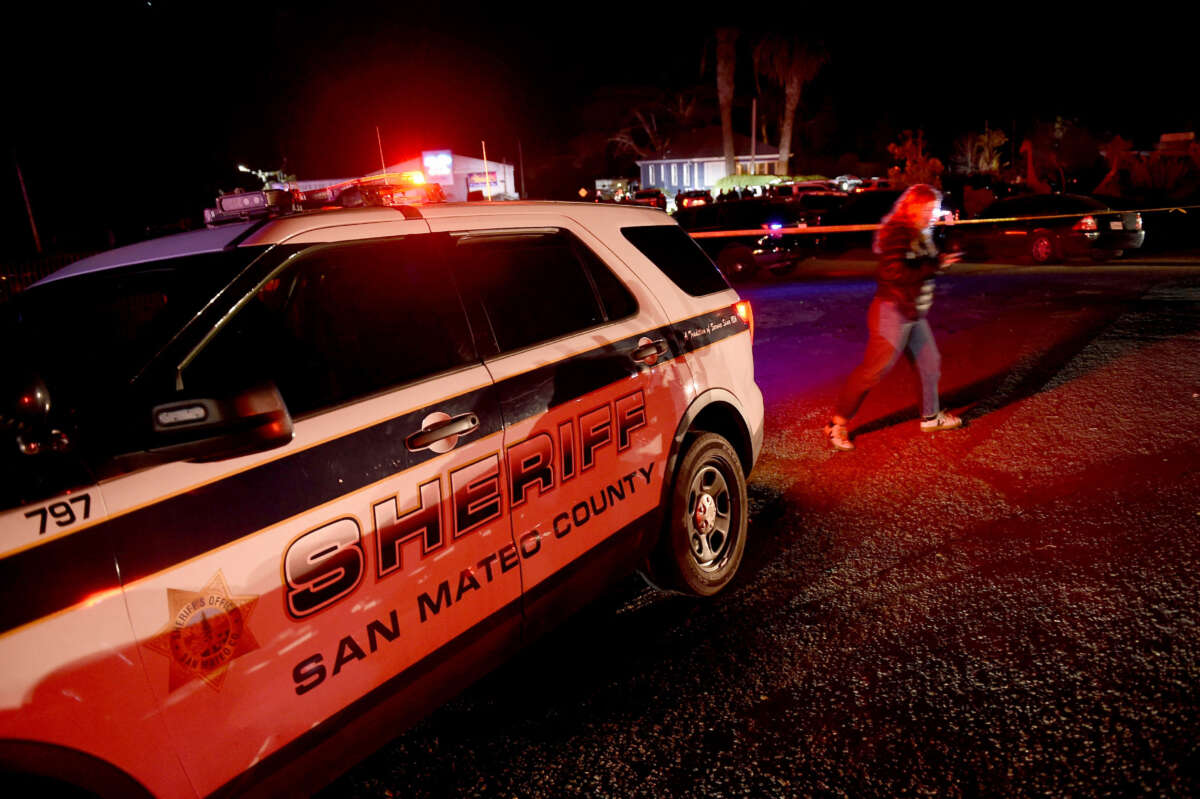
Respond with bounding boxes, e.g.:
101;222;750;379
1096;135;1200;199
752;35;828;175
886;130;944;188
952;126;1008;175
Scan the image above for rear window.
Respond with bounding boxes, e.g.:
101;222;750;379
1059;195;1108;212
621;225;730;297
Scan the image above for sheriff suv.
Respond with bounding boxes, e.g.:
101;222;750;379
0;200;763;798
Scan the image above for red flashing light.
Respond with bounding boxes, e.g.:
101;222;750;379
1074;215;1098;232
734;301;754;341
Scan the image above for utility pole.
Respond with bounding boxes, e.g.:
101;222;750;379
13;152;42;254
481;140;492;201
517;139;526;199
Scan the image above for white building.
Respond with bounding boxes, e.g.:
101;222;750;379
636;128;782;193
295;149;517;203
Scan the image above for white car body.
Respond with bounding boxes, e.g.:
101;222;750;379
0;201;762;797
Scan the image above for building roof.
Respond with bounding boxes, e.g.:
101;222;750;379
637;128;780;163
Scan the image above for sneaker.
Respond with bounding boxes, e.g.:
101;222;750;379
824;421;855;451
920;410;963;433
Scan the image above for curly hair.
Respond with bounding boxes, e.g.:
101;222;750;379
873;184;942;254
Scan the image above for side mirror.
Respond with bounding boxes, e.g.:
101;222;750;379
149;382;293;462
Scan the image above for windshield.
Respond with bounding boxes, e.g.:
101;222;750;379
3;248;270;416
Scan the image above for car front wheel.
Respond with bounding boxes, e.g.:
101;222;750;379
657;433;748;596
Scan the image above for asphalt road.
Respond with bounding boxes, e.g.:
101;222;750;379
323;260;1200;798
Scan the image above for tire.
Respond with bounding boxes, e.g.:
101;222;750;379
1029;232;1058;265
717;245;758;282
657;433;748;596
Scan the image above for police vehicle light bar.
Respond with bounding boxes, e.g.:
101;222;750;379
204;189;294;226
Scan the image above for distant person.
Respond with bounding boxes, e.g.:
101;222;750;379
824;184;964;451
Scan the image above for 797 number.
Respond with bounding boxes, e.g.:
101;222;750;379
25;495;91;535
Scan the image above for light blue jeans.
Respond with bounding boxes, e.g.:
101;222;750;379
835;299;942;421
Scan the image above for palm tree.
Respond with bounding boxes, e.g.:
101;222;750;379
753;35;827;176
716;28;739;179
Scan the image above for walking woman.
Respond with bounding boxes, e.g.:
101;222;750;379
825;184;963;451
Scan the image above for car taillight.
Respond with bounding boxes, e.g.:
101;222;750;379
734;300;753;341
1134;213;1143;230
1073;215;1098;232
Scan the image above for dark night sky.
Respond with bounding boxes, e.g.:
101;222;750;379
3;3;1195;256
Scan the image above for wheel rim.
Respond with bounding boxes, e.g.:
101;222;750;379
686;462;735;572
1032;237;1053;262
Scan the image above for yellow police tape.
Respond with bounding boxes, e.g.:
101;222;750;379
687;204;1198;239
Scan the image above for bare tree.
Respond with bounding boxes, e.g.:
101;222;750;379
716;28;739;178
608;90;702;161
753;35;827;176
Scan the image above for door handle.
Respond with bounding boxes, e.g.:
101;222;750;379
406;412;479;451
631;338;670;364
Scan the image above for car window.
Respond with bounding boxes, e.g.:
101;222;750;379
621;225;730;297
578;242;638;322
185;236;476;417
448;229;624;354
1061;195;1107;212
7;250;267;412
1028;196;1067;216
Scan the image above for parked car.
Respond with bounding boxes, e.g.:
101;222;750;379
630;188;667;210
677;189;712;209
769;180;838;199
812;190;900;252
852;177;896;192
815;189;957;254
956;193;1144;264
674;197;819;281
0;201;763;798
